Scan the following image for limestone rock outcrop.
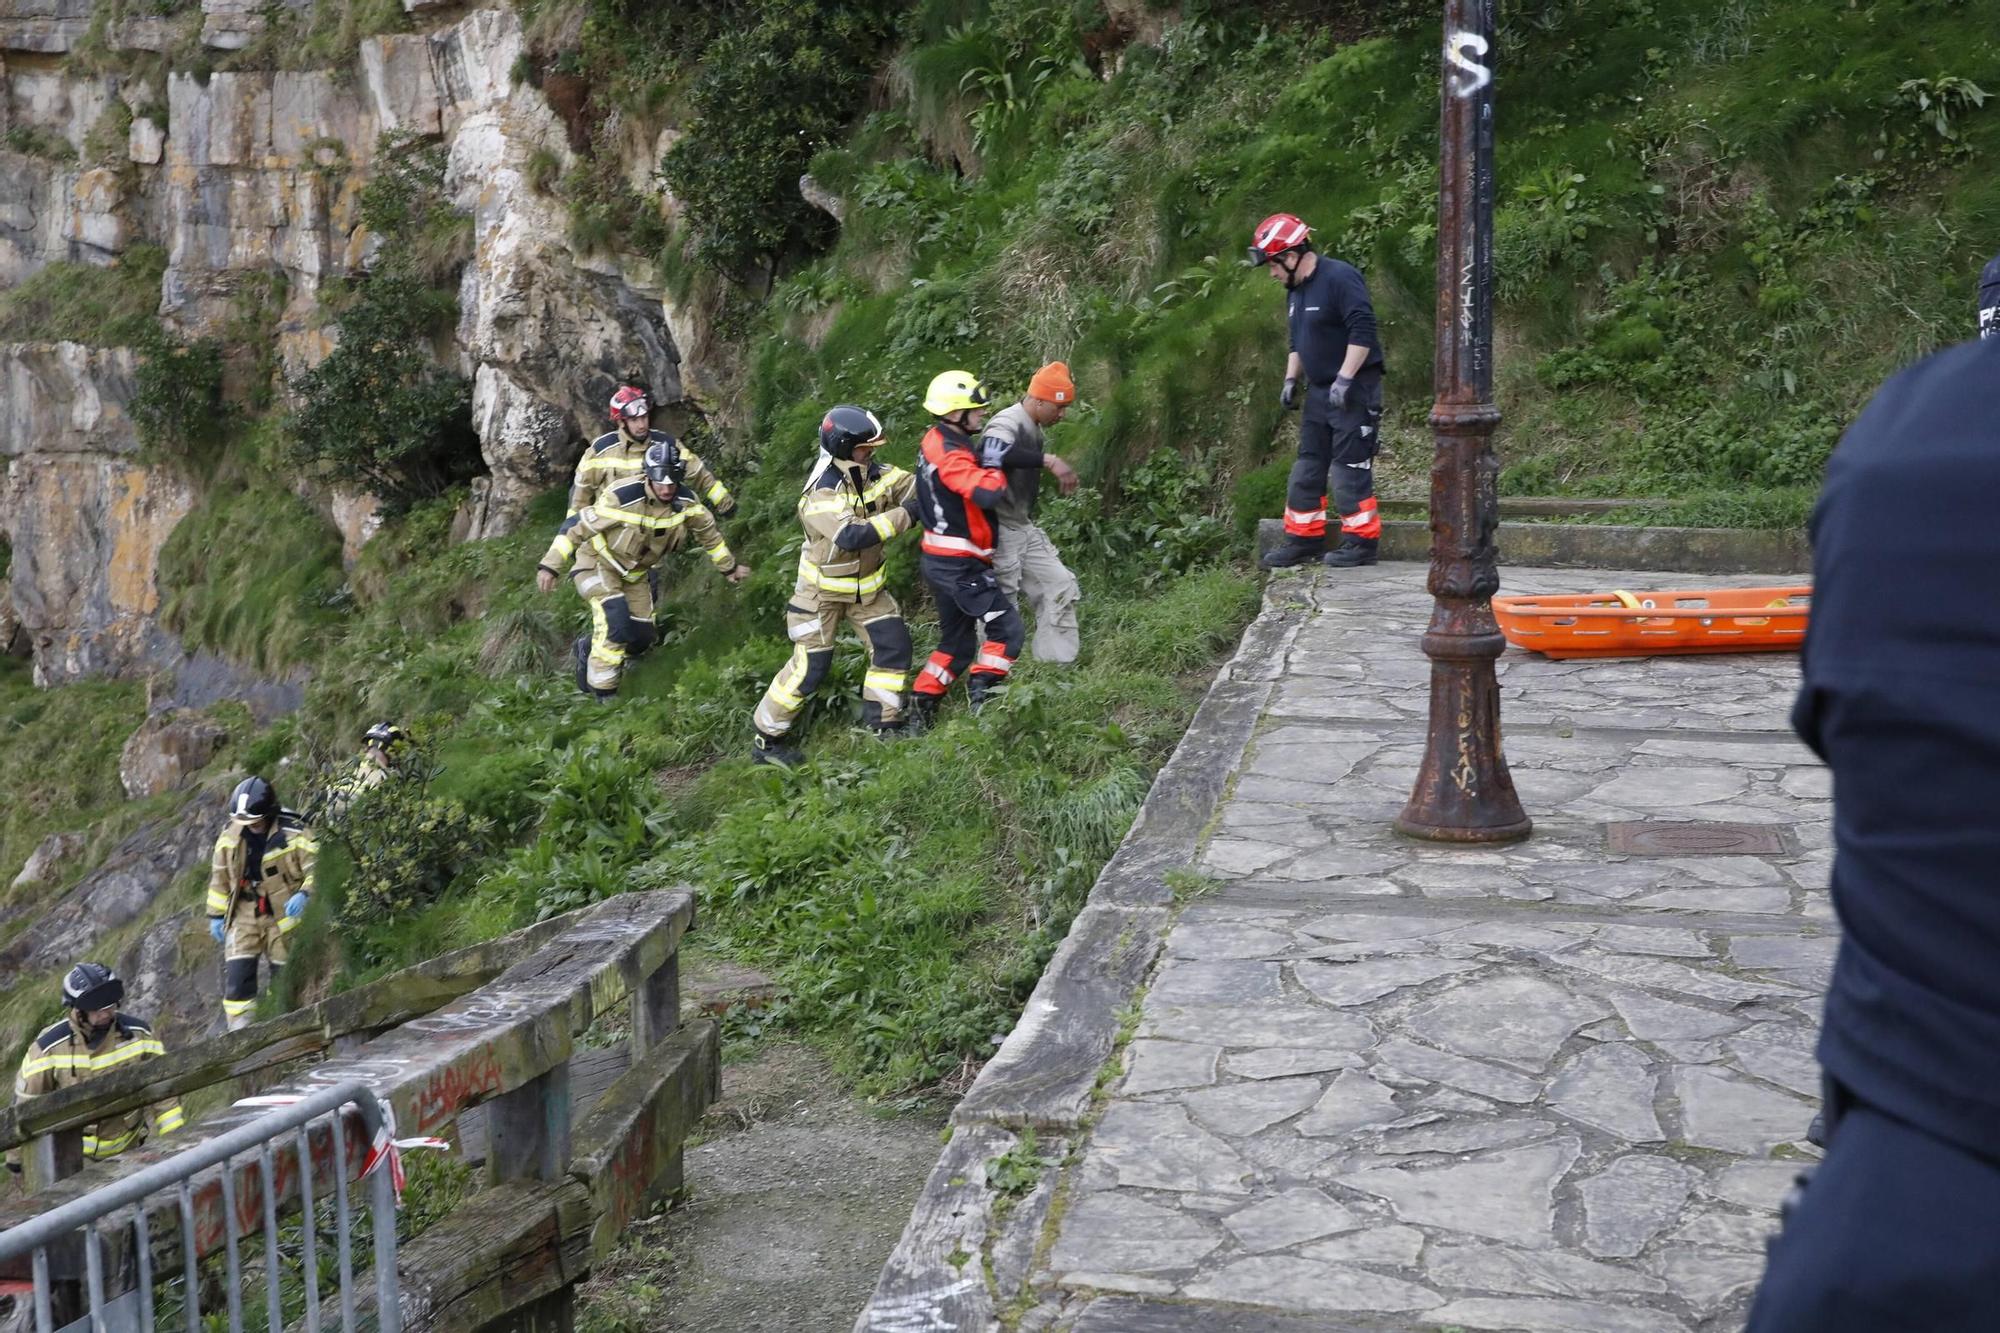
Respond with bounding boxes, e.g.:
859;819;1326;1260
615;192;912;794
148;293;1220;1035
0;341;194;685
120;708;229;798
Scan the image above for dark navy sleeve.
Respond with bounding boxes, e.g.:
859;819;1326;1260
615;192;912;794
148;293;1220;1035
1332;262;1379;353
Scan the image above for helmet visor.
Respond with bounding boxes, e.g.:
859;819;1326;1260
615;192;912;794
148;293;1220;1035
619;397;652;419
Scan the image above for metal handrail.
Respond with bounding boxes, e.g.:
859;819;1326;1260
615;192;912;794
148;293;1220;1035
0;1081;401;1333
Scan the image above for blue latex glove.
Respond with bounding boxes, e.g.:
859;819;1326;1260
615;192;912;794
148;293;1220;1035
286;892;309;918
208;917;226;943
1326;375;1354;410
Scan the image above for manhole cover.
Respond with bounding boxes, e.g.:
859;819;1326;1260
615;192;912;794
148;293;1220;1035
1606;822;1791;856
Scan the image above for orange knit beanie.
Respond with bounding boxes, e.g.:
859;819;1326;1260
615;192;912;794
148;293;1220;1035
1028;361;1076;404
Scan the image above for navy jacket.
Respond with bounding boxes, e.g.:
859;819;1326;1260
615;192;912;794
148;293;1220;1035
1797;335;2000;1155
1287;256;1384;383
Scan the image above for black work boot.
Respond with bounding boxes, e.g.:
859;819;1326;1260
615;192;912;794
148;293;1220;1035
859;702;910;739
1323;538;1379;568
1260;539;1322;569
751;732;803;768
909;693;942;732
572;636;592;696
967;677;1007;716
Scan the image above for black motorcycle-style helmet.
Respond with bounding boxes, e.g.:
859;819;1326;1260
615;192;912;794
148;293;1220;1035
819;405;886;462
63;962;123;1014
643;439;687;490
228;776;278;824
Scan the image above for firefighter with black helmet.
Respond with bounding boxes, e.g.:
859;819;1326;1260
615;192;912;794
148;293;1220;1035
1249;212;1387;569
537;439;752;700
206;777;317;1031
321;721;407;818
6;964;183;1174
909;370;1043;722
750;405;920;767
573;385;738;519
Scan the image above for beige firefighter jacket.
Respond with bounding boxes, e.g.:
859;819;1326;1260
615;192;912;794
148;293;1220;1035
205;813;317;928
12;1013;185;1159
570;430;735;517
794;459;917;603
540;479;737;584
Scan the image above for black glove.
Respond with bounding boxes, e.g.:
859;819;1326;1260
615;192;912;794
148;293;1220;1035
1280;377;1298;411
715;500;738;519
901;496;923;525
1326;375;1354;410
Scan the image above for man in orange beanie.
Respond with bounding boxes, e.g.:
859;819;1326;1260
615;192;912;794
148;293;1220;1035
985;362;1083;662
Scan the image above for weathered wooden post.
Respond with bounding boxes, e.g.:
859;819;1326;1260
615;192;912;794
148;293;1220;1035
630;956;680;1054
23;1128;87;1325
484;1062;576;1333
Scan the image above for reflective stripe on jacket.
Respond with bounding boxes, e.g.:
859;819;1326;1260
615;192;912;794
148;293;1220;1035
206;814;317;928
916;421;1009;563
569;430;734;516
542;480;735;583
795;461;916;602
11;1015;184;1160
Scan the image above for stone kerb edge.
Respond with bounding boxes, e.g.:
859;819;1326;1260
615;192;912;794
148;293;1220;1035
852;584;1311;1332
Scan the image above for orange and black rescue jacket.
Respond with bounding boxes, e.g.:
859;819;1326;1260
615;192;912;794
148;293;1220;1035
915;420;1018;563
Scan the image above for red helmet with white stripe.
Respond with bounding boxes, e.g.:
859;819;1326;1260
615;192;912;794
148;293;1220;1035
1248;213;1312;265
608;385;652;424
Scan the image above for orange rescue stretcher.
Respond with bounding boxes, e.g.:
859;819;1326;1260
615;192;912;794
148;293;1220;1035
1492;585;1810;659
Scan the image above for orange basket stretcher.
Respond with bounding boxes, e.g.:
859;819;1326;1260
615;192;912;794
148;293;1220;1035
1492;585;1811;659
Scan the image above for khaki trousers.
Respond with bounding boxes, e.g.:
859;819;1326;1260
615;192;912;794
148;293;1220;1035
993;521;1081;664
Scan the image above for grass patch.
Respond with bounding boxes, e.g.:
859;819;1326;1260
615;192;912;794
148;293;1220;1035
0;246;166;346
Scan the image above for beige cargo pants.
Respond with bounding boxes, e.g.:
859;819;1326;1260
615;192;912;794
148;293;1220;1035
993;520;1081;664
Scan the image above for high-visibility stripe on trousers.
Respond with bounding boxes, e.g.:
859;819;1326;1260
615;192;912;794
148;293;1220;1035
222;909;288;1031
576;569;658;697
753;590;912;737
915;554;1024;703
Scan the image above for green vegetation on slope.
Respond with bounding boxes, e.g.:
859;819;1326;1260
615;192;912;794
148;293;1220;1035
7;0;1996;1099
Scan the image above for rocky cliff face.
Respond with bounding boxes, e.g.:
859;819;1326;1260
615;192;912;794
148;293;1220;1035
0;0;705;684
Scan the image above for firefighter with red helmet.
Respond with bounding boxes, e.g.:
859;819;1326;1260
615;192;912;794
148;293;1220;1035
1248;213;1387;569
750;405;920;767
573;385;737;520
538;439;751;700
908;370;1045;723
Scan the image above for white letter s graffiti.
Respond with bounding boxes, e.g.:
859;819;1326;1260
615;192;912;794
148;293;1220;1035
1446;31;1492;97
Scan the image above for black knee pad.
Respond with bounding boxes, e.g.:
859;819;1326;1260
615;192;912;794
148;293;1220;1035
863;617;913;672
602;597;641;648
796;649;836;697
224;957;261;1001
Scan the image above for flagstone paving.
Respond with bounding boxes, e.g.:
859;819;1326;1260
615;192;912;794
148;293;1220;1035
1032;564;1826;1333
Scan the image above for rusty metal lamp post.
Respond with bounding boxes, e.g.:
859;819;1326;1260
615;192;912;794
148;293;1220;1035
1394;0;1533;843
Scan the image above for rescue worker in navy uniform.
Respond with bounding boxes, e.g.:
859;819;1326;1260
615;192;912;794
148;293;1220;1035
573;386;737;520
537;440;750;700
206;778;316;1031
1746;333;2000;1331
1249;212;1387;569
750;406;921;767
6;964;184;1174
909;370;1043;722
1978;252;1999;339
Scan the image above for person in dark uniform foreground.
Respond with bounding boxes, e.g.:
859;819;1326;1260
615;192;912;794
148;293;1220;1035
1746;333;2000;1331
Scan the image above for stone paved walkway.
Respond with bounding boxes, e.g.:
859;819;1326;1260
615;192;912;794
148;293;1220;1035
1031;563;1828;1333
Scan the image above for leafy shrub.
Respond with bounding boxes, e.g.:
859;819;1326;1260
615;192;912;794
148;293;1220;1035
312;743;494;930
659;0;901;277
286;271;477;511
0;246;166;346
131;326;228;456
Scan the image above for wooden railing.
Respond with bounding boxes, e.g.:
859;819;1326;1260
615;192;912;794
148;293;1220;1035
0;891;718;1333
